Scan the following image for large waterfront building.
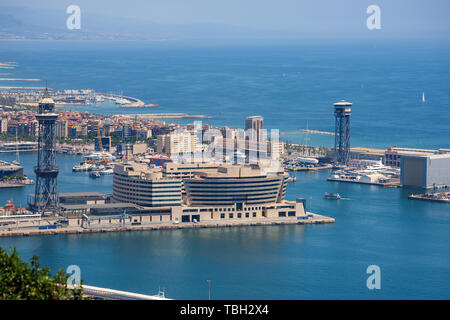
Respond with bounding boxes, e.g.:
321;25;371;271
113;163;182;207
385;147;450;168
401;153;450;189
183;164;287;207
112;161;306;223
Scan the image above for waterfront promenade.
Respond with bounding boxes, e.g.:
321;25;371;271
0;213;334;238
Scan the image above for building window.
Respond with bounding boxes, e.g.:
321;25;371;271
238;213;241;218
253;212;257;217
221;213;225;219
279;211;286;217
245;213;249;218
288;211;296;217
229;213;233;219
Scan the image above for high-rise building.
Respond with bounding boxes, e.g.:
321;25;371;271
94;136;111;152
56;120;68;138
157;131;195;155
245;116;264;141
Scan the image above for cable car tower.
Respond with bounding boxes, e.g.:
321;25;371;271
333;100;352;165
30;89;60;215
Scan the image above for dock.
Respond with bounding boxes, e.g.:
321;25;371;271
286;164;333;172
327;177;401;187
408;192;450;203
0;213;334;238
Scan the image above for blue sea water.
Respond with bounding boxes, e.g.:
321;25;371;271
0;40;449;299
1;40;450;148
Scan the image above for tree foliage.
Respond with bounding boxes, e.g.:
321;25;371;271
0;246;85;300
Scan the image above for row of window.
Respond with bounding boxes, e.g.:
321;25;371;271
186;192;278;198
185;178;282;185
278;211;296;217
221;212;258;219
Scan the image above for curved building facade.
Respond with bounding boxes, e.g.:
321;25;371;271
184;165;288;206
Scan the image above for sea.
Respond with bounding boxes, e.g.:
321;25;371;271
0;40;449;299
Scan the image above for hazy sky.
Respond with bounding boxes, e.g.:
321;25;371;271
2;0;450;39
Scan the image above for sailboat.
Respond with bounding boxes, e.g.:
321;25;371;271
422;92;426;103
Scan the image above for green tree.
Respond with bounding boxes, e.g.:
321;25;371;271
0;246;85;300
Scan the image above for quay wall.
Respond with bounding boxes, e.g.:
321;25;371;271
0;213;334;238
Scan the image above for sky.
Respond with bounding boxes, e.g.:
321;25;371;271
1;0;450;40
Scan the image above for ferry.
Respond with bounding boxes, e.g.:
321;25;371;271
324;193;341;200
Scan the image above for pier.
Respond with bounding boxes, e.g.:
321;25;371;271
0;213;334;238
327;177;401;187
408;192;450;203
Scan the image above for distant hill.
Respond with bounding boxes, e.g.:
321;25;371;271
0;5;280;41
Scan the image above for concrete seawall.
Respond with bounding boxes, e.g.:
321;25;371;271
0;213;334;238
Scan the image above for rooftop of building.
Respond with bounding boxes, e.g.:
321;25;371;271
59;192;108;198
0;160;22;170
402;153;450;160
114;161;284;180
39;97;55;104
333;100;352;106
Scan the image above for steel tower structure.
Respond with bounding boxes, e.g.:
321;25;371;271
333;100;352;165
30;93;60;215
